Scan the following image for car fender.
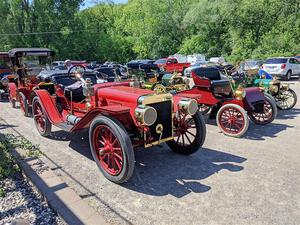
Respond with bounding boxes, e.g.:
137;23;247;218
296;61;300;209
33;89;63;125
222;99;244;108
8;82;17;100
71;105;133;132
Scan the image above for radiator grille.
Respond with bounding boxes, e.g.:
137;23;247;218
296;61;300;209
146;100;173;144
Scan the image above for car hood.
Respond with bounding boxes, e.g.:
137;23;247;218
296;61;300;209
96;85;154;109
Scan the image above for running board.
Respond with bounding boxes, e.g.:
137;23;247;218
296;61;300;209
55;122;74;132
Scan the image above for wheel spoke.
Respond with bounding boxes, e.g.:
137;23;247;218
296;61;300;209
184;133;192;145
186;130;196;137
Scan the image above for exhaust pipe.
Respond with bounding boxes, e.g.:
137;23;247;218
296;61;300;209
66;114;81;125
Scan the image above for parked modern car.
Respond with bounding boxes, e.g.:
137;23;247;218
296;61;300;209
262;57;300;80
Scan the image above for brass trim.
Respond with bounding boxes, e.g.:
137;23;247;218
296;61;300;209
144;136;174;148
138;93;173;105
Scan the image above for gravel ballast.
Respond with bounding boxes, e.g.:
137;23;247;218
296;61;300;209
0;175;64;225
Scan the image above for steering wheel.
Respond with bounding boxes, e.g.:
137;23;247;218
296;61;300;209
96;71;109;81
67;65;86;80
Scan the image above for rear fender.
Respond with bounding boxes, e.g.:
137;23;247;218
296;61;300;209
243;87;265;111
71;105;133;132
34;89;63;125
8;83;17;100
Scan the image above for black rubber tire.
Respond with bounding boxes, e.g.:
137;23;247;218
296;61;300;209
19;92;30;117
249;94;277;125
274;88;297;110
89;116;135;184
285;70;292;81
32;96;52;137
167;111;206;155
10;99;16;108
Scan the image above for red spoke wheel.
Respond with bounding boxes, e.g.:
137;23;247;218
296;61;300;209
89;116;135;184
274;88;297;110
217;104;249;137
167;111;206;155
18;92;30;117
32;96;51;137
249;95;277;125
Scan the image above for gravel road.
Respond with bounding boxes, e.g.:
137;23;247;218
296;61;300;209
0;81;299;225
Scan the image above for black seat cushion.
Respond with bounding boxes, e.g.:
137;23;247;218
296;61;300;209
64;81;85;102
211;80;232;98
53;77;85;102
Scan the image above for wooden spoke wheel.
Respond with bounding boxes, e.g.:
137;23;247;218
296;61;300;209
249;95;277;125
18;92;30;117
32;97;51;137
217;104;249;137
167;111;206;155
274;88;297;110
89;116;135;183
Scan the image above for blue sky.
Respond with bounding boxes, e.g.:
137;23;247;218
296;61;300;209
82;0;128;9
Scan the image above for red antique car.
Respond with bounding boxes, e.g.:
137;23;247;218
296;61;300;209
182;66;277;137
7;48;55;114
31;66;206;183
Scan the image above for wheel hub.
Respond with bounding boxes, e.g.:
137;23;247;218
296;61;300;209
228;116;237;124
99;141;113;156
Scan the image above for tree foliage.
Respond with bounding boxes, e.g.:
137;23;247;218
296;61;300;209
0;0;299;62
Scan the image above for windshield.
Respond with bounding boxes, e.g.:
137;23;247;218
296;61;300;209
265;58;288;64
0;55;10;70
155;59;167;64
19;55;52;75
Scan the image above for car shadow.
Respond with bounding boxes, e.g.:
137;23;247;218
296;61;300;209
122;147;246;198
204;113;294;140
47;129;93;160
276;107;300;120
45;129;246;198
0;122;17;130
244;122;293;140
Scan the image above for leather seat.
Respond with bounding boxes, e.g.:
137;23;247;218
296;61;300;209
64;81;85;102
211;80;232;98
52;77;85;102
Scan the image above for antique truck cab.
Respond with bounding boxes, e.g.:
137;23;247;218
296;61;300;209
159;57;191;73
7;48;55;114
32;65;206;183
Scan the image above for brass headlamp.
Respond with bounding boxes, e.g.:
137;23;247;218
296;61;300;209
178;98;198;115
235;88;246;100
269;81;279;93
135;105;157;126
